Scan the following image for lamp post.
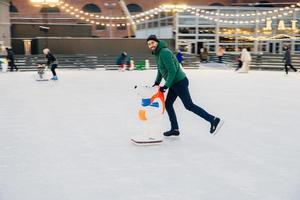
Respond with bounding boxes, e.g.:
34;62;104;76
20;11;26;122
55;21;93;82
104;2;117;38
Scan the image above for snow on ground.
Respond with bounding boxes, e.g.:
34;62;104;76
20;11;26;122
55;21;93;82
0;69;300;200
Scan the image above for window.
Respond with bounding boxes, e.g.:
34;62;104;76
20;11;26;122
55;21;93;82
40;7;60;13
82;4;101;13
127;4;143;13
198;28;215;34
167;18;173;25
178;36;196;39
179;18;196;25
219;36;236;43
198;36;215;40
148;22;154;28
295;44;300;52
179;27;196;34
9;2;18;12
160;19;167;26
255;1;274;7
117;25;127;30
96;24;106;30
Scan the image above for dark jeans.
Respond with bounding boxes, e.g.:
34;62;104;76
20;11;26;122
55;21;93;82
284;64;297;74
51;64;58;76
218;56;223;63
165;77;215;130
235;60;243;71
9;60;18;71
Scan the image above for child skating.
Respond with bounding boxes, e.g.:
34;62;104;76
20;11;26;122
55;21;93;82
43;48;58;80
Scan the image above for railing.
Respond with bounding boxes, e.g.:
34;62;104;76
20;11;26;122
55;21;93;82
208;53;300;70
2;53;298;71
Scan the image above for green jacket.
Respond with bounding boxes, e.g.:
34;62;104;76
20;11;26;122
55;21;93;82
153;41;186;88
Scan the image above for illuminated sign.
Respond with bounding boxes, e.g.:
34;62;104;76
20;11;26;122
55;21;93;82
263;20;298;31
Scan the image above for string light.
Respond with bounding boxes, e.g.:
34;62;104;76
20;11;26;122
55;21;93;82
56;1;133;27
200;2;300;18
53;1;300;27
186;6;298;25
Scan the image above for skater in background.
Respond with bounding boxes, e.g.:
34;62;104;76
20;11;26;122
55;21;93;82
116;51;127;71
43;48;58;80
147;35;223;136
238;48;252;73
5;47;18;71
235;50;243;71
200;47;209;63
126;55;135;70
283;46;297;75
176;50;183;67
216;46;225;63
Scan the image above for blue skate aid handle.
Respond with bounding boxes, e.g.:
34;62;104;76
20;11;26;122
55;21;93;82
141;98;159;108
141;98;151;106
150;102;159;108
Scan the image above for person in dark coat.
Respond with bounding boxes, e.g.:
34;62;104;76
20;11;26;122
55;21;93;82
176;50;183;65
200;48;209;63
5;48;18;71
235;51;243;71
116;52;127;71
283;46;297;75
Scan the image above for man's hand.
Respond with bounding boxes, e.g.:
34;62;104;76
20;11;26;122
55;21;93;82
159;85;168;93
152;82;160;87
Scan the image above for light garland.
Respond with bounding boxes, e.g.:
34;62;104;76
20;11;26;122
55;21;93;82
198;3;300;18
56;1;135;27
50;1;300;27
194;7;298;24
134;4;299;25
239;34;300;41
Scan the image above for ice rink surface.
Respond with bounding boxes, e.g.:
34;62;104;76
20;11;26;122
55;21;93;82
1;69;300;200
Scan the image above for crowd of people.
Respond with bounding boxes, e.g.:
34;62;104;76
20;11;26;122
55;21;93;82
1;42;299;77
0;35;299;139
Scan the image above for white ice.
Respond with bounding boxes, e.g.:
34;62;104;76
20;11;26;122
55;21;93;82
0;69;300;200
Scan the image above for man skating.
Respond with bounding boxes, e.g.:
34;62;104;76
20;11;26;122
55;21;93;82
5;48;18;72
147;35;223;136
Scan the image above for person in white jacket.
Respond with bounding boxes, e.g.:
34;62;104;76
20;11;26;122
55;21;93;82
238;48;252;73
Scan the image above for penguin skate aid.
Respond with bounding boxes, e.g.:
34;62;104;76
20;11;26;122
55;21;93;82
131;85;165;145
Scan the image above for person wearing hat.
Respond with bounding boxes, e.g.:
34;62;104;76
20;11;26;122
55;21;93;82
147;35;223;136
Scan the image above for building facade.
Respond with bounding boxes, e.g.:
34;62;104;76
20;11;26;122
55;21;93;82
136;5;300;54
4;0;300;54
0;0;10;54
10;0;298;38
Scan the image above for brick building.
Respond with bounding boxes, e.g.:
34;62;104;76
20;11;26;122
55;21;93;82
3;0;299;54
9;0;298;38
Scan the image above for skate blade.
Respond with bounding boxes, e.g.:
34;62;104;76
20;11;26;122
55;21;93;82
213;120;224;135
36;79;49;81
131;138;163;146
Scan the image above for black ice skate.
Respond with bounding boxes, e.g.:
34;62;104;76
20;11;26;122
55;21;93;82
163;129;180;137
210;117;224;135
